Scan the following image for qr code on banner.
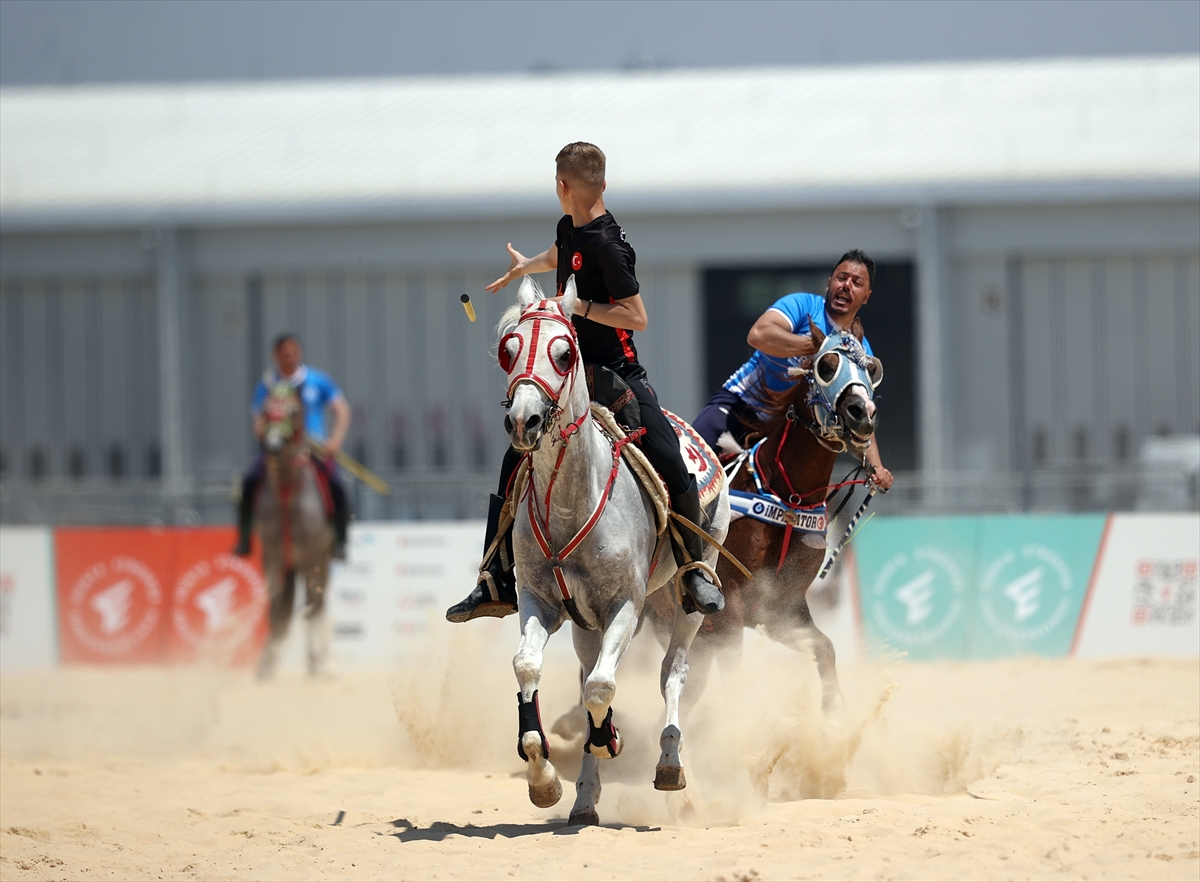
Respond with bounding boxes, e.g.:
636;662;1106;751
1131;559;1198;626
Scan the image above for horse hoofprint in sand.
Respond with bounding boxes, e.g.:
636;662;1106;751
501;275;731;825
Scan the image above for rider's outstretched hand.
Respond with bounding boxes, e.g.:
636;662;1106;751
485;243;529;293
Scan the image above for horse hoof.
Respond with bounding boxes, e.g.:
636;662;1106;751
654;765;687;791
568;809;600;827
528;776;562;808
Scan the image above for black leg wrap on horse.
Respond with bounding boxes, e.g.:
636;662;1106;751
516;691;549;762
584;707;622;759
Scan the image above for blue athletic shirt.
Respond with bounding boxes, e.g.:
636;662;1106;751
252;365;343;442
723;292;873;407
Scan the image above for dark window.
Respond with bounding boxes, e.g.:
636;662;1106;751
1031;428;1048;465
352;440;368;469
1073;428;1088;461
68;447;87;479
108;444;125;479
391;442;407;470
1114;425;1131;462
147;442;162;477
29;448;46;480
703;261;917;470
0;448;6;478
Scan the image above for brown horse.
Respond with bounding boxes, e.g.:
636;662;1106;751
254;383;336;678
647;323;882;713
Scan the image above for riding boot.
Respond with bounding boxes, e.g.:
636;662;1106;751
670;475;725;615
233;475;257;556
445;493;518;623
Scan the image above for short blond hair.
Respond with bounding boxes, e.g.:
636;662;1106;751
556;142;605;191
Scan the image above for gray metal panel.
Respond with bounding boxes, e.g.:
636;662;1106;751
950;201;1200;256
192;272;250;480
946;256;1010;472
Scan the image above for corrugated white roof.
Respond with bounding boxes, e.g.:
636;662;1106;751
1;55;1197;223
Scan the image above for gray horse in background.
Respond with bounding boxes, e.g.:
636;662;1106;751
254;383;335;678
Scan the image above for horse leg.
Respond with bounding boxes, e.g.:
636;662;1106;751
304;560;330;676
513;592;563;809
567;599;638;826
763;579;844;715
569;625;604;826
257;569;295;679
655;602;703;791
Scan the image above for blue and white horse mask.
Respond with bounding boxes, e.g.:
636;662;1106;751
790;328;883;454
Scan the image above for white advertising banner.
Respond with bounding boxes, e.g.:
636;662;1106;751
0;527;58;671
1073;514;1200;658
323;520;484;668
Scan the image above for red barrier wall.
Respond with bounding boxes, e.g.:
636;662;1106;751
55;527;266;665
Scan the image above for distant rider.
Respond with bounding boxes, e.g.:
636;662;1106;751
233;333;352;559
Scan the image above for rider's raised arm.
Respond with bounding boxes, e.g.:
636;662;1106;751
747;310;816;359
485;244;558;293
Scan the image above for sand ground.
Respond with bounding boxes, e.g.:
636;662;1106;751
1;623;1197;881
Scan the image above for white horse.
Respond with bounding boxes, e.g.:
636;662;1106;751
501;276;730;826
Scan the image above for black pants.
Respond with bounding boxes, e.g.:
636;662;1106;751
692;387;755;451
497;362;690;500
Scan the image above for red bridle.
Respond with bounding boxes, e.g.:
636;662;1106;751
499;300;580;406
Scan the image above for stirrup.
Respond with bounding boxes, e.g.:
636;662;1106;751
676;560;724;615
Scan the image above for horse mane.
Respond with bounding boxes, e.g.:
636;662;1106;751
740;375;809;443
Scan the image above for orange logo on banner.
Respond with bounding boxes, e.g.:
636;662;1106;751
169;532;266;664
55;527;266;666
56;529;172;663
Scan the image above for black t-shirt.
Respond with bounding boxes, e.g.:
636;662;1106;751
555;212;640;368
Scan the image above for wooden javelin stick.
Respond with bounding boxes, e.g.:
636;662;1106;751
307;440;392;496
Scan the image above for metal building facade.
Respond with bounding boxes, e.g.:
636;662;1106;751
2;58;1197;523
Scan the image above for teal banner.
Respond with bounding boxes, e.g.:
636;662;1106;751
854;514;1107;660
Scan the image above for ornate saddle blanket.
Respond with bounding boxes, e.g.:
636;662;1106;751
584;364;722;510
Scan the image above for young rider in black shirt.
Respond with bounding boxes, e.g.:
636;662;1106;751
446;141;725;622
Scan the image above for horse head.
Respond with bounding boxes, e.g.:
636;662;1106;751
261;383;305;456
802;324;883;453
498;276;582;452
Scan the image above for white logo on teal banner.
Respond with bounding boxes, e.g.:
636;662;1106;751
980;544;1073;642
869;546;967;646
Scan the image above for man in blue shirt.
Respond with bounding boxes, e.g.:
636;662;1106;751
234;333;353;558
693;249;893;490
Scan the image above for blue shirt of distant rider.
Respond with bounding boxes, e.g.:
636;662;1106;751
251;365;344;442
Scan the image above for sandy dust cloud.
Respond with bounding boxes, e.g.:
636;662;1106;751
1;606;1197;881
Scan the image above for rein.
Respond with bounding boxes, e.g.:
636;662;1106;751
525;412;647;630
747;404;872;575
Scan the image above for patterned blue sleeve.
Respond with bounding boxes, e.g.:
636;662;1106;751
766;292;819;335
307;368;344;409
251;379;268;414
